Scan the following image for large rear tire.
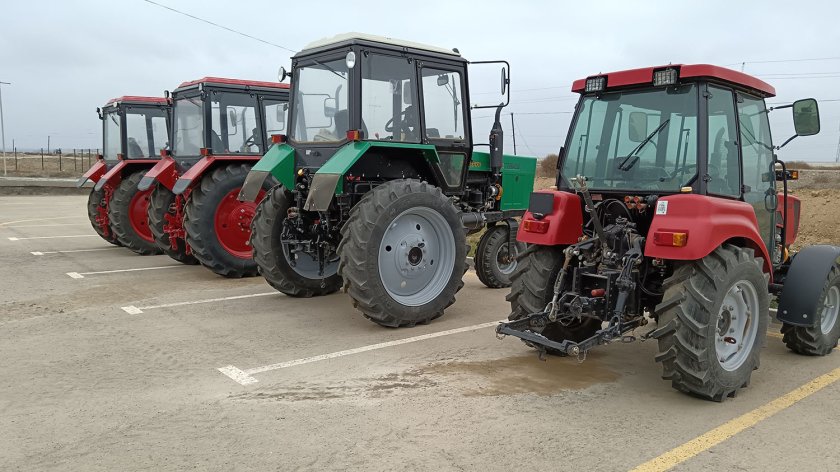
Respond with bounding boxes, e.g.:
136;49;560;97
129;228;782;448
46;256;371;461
474;224;524;288
338;179;467;327
652;244;769;401
506;244;601;355
184;163;265;278
148;184;198;265
781;265;840;355
108;171;162;255
251;185;342;297
86;187;121;246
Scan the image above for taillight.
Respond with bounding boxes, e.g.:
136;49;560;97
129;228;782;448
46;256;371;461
116;153;124;160
200;147;211;157
522;219;550;234
271;134;286;144
653;231;688;247
346;129;362;141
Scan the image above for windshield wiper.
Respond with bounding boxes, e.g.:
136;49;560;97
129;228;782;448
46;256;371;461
617;119;670;172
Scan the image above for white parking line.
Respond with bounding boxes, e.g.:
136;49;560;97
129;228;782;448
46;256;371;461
121;292;277;314
0;216;79;227
32;247;120;256
217;319;505;386
66;265;184;279
9;234;97;241
4;223;87;228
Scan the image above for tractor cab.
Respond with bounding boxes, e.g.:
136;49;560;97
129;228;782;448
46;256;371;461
100;96;170;165
531;64;819;268
169;77;290;172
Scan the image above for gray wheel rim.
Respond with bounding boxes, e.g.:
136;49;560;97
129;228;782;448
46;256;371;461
495;242;518;275
378;207;455;306
283;242;338;279
715;279;760;372
820;285;839;335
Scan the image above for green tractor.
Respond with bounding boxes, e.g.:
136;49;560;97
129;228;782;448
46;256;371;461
240;33;536;327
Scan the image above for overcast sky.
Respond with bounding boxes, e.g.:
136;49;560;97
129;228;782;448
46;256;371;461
1;0;839;161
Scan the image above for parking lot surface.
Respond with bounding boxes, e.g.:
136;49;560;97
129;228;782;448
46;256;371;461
1;195;839;471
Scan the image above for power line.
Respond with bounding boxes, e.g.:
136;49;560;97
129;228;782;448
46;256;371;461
725;56;840;67
142;0;297;53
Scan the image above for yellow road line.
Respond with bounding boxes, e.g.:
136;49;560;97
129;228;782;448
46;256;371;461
631;361;840;472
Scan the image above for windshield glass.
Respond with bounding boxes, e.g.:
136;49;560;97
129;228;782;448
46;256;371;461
290;58;350;144
125;107;168;158
561;84;698;192
103;111;121;160
172;97;204;157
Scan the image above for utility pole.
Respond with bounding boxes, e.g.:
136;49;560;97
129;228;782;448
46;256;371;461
835;122;840;164
47;135;51;154
509;113;517;154
0;81;9;176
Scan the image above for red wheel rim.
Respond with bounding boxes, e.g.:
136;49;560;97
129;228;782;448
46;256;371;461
129;188;155;242
213;187;265;259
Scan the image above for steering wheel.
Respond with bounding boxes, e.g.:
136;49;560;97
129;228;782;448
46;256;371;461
384;106;417;137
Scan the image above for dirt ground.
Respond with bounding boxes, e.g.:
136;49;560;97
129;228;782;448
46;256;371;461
1;154;95;178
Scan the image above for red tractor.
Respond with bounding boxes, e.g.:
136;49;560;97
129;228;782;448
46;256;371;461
138;78;290;276
496;64;836;401
77;96;170;254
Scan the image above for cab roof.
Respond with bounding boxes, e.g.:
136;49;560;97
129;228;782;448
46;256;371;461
174;77;290;91
299;32;462;59
105;96;168;106
572;64;776;98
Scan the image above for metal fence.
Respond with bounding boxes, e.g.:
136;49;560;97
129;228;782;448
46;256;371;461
4;148;100;174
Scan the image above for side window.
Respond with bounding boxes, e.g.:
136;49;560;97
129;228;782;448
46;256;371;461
361;54;419;142
264;100;288;143
706;86;739;197
151;115;168;154
211;93;259;154
421;68;465;140
125;112;150;158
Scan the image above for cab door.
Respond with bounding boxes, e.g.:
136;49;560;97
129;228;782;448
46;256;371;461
736;92;777;262
418;63;470;193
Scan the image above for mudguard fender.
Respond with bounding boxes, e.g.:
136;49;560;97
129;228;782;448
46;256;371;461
239;143;295;202
516;190;583;245
172;157;216;195
138;156;177;191
93;161;127;191
777;245;840;326
76;160;107;187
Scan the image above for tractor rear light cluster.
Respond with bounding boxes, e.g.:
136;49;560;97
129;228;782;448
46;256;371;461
116;153;124;161
653;68;679;86
624;195;647;210
584;76;607;92
653;230;688;247
200;147;211;157
522;218;550;234
346;129;363;141
271;134;287;144
160;149;171;157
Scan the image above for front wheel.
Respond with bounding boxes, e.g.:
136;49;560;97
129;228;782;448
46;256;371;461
251;185;342;297
781;265;840;355
652;244;769;401
87;187;121;246
184;164;266;278
109;170;161;255
474;224;525;288
147;184;198;265
338;179;467;327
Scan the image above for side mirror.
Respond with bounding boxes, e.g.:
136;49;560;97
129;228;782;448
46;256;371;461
324;98;337;118
501;67;508;95
628;112;649;142
402;81;412;105
437;74;449;86
793;98;820;136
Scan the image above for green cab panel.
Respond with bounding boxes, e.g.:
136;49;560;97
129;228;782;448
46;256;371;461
468;151;537;211
317;141;440;194
252;143;296;189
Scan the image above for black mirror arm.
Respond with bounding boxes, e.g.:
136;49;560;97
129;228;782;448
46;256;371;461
776;134;798;150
